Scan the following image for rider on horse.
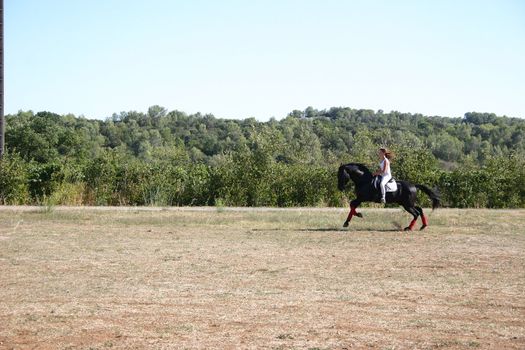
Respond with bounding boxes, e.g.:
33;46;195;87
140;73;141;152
338;159;440;230
372;148;393;204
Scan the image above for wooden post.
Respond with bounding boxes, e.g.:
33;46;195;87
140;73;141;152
0;0;4;158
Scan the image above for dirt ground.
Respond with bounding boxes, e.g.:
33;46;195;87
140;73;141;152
0;207;524;349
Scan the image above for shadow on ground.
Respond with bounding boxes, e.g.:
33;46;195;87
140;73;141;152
298;228;402;233
250;228;403;233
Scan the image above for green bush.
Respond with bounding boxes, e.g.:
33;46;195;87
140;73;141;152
437;154;525;208
181;164;214;206
0;152;30;204
83;150;123;205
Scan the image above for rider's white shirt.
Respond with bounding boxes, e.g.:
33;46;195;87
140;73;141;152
379;158;391;177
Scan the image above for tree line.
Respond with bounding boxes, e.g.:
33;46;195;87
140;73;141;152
1;106;524;208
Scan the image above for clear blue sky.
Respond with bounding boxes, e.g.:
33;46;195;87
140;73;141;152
6;0;525;120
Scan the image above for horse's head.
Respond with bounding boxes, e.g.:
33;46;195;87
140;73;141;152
338;163;370;191
337;164;350;191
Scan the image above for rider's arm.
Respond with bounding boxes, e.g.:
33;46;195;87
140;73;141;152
374;162;387;176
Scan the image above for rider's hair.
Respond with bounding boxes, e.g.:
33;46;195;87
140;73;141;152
379;148;393;159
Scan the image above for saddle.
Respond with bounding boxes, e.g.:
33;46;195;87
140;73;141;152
372;176;398;193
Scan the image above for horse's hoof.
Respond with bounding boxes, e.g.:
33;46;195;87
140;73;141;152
356;213;363;218
343;221;349;228
420;225;427;231
404;227;412;231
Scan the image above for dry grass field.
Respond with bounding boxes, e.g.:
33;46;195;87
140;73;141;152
0;207;524;350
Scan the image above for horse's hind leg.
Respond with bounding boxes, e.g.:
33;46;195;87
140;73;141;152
403;206;419;231
415;206;428;230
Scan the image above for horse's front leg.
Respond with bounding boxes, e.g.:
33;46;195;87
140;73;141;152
343;200;362;227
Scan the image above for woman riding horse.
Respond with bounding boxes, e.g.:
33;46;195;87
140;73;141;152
337;163;440;230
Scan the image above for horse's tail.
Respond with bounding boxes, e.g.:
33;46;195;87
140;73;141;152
415;184;440;210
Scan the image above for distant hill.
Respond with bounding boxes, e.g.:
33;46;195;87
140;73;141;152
6;107;525;166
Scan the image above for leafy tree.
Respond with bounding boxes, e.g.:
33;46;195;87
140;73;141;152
3;106;525;207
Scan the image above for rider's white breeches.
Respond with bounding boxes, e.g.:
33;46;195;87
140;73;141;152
380;174;392;199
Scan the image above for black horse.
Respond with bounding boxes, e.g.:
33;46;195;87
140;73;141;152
337;163;440;230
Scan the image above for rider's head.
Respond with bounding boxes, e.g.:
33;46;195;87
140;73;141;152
378;148;393;159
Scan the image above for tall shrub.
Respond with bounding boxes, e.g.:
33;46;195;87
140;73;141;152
0;152;30;204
